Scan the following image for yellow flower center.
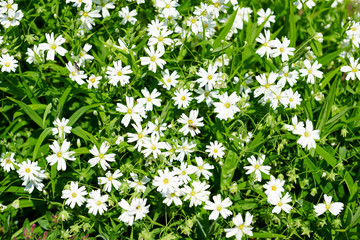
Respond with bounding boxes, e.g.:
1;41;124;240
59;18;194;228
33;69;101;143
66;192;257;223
6;3;11;9
165;4;170;8
190;191;196;196
60;126;65;131
83;12;89;17
96;200;102;206
72;193;77;198
180;96;186;101
217;206;222;211
163;178;169;184
117;71;123;76
155;126;159;131
4;62;10;67
202;11;207;16
188;120;193;125
138;133;143;139
308;69;313;74
191;18;196;24
280;47;284;52
213;149;218;153
99;153;104;159
90;77;96;83
198;166;203;170
276;95;281;100
277;202;283;207
166;78;171;82
127;109;132;114
304;132;310;137
284;72;289;77
204;92;210;97
138;181;142;185
80;52;85;57
51;44;57;50
170;193;176;197
214;2;219;8
150;56;156;62
254;164;260;170
265;83;270;89
181;171;186;175
325;204;331;210
71;72;76;76
147;97;152;102
57;152;62;158
224;103;231;108
352;27;357;32
264;42;268;47
271;186;277;191
158;36;164;42
289;97;294;102
207;75;213;80
108;176;113;181
25;168;31;173
352;68;358;72
6;159;11;164
238;224;244;230
151;144;156;150
126;15;130;20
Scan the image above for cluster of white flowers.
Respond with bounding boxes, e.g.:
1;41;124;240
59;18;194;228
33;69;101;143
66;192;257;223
0;0;23;28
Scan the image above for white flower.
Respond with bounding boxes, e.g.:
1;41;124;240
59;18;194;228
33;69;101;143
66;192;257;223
140;46;166;73
17;159;41;183
256;30;272;58
204;194;233;220
314;194;344;216
182;181;210;207
0;53;18;72
159;69;179;90
86;189;108;215
254;72;279;101
88;142;116;170
0;152;16;172
141;135;167;159
283;89;302;109
269;37;295;62
127;173;150;193
163;189;183;206
206;141;225;159
196;64;219;90
87;75;102;89
278;66;299;87
148;28;173;52
118;199;136;226
175;138;196;161
178;110;204;136
0;9;23;28
66;61;87;85
172;89;193;109
71;43;94;67
173;162;196;184
106;60;132;87
213;92;241;120
340;57;360;81
98;170;123;192
224;212;253;240
127;123;151;152
61;182;87;208
39;33;67;61
79;5;101;30
119;6;137;25
268;192;293;214
52;118;72;136
26;45;44;64
152;168;180;194
293;119;320;150
93;0;115;18
46;140;76;171
263;175;285;198
284;115;304;133
257;8;275;28
194;85;219;107
299;60;323;84
137;88;162;111
194;157;214;180
132;198;150;221
116;96;145;127
243;155;271;182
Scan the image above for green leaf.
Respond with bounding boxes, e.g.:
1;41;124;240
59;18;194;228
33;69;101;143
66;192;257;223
316;77;338;132
253;232;286;238
213;8;238;49
68;103;103;127
220;150;239;190
318;47;350;65
321;68;339;89
43;103;52;129
57;85;72;117
8;97;44;129
315;145;337;167
33;127;52;161
289;1;296;47
72;126;98;144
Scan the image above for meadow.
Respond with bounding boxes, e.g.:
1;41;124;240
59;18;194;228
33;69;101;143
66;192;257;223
0;0;360;239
